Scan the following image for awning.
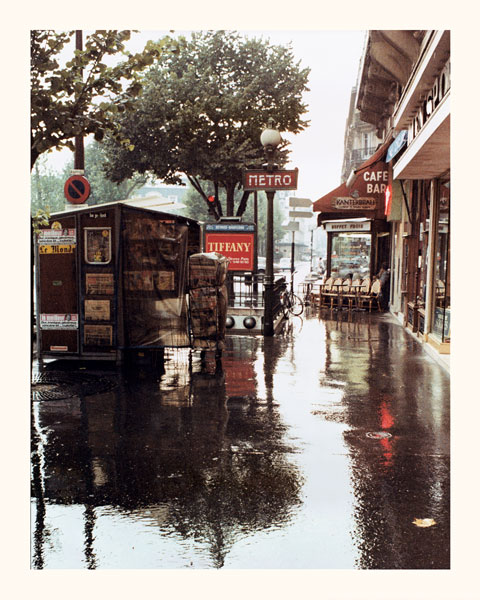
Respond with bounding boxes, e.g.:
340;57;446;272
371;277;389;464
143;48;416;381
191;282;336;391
314;135;393;225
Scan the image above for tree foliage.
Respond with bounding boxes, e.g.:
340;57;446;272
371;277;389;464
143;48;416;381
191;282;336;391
31;30;182;169
31;141;148;212
103;30;310;217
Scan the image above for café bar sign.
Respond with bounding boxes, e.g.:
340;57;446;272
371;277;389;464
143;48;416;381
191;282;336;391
243;169;298;191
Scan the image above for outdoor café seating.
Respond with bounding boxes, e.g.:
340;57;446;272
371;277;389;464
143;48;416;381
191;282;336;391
316;275;383;312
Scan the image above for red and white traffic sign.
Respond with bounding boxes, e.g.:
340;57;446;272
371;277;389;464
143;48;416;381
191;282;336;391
64;175;91;204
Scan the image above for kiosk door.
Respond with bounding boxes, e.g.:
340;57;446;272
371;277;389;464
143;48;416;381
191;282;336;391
37;216;79;355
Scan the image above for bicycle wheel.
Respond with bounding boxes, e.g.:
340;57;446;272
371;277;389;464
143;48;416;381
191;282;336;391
289;293;304;316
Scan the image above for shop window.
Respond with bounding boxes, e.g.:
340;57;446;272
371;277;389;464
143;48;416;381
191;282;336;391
84;228;112;265
431;181;450;342
331;233;371;278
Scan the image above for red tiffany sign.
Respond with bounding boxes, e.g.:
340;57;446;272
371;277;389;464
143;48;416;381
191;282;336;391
205;232;255;271
243;169;298;191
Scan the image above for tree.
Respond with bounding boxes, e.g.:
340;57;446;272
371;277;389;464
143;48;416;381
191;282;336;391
103;30;310;218
31;140;148;212
31;30;182;169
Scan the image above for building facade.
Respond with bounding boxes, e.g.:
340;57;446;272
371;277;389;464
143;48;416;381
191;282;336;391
356;30;450;362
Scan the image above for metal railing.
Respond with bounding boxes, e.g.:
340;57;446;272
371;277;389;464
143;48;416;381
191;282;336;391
228;273;287;320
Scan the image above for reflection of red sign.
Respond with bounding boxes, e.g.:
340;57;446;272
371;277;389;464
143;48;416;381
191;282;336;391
64;175;91;204
205;233;254;271
224;358;256;397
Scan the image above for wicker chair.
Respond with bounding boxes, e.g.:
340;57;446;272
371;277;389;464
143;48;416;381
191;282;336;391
323;277;344;309
358;278;381;311
343;277;362;311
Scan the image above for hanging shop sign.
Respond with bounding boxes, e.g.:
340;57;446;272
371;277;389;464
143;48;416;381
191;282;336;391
324;221;371;232
386;130;408;162
243;169;298;191
204;222;255;271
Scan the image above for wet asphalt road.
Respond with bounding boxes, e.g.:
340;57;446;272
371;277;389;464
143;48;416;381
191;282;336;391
31;309;450;569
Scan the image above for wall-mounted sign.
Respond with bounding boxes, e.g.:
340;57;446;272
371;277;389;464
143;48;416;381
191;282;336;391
324;221;371;232
243;169;298;191
333;197;377;210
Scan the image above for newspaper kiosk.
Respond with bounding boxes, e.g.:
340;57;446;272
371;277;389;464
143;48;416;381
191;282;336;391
34;202;201;364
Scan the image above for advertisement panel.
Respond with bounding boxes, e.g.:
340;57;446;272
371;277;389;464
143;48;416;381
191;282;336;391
204;223;255;271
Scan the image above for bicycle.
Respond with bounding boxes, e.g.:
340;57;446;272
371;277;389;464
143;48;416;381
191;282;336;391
281;289;304;317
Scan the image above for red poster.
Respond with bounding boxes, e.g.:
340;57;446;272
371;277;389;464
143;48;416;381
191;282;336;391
205;233;254;271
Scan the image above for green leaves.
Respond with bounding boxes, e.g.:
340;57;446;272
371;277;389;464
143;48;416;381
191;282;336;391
104;30;310;216
31;30;177;169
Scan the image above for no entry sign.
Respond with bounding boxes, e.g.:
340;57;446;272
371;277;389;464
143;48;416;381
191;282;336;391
64;175;91;204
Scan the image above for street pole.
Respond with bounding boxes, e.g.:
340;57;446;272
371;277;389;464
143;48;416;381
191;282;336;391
264;190;275;336
253;191;259;298
310;229;314;271
290;229;295;294
74;30;85;171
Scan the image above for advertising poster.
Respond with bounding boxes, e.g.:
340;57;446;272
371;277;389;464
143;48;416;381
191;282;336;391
204;223;255;271
40;314;78;330
85;273;114;295
84;325;112;346
85;300;110;321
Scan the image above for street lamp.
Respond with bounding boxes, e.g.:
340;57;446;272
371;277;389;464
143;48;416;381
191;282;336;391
261;119;282;336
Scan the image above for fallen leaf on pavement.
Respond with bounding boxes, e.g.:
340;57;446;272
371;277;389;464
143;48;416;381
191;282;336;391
412;518;436;528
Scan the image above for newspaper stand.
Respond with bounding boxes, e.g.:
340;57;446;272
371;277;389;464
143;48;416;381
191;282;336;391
34;202;201;364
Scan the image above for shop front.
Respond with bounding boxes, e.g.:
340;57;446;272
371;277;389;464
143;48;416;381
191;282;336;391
313;148;390;278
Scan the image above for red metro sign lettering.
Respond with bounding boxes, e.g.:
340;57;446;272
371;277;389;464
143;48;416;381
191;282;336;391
243;169;298;191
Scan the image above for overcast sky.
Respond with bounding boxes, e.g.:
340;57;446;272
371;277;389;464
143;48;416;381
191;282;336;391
45;29;366;202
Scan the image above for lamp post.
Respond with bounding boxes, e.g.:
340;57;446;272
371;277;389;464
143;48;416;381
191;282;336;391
260;120;282;336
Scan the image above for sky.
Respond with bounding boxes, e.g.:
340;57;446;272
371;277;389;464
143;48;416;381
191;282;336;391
43;29;366;203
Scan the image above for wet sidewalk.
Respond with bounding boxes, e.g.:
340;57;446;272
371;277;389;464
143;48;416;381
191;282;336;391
31;309;450;569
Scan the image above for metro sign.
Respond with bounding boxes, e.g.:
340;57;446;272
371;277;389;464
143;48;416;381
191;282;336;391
243;169;298;191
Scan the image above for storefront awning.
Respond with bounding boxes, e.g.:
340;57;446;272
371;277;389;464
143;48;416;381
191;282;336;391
313;135;393;225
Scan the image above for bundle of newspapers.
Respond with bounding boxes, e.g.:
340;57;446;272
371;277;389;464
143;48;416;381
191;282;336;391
188;253;229;350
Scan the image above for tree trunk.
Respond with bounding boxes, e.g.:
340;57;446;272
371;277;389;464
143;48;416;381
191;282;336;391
226;183;235;216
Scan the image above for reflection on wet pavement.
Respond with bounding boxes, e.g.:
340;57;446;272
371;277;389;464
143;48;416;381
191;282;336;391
31;310;449;569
